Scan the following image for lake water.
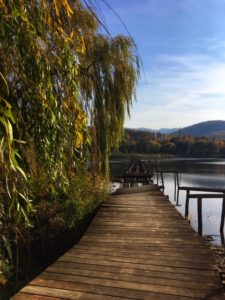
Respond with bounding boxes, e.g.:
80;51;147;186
110;157;225;245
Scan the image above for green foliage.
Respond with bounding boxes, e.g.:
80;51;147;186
161;141;176;154
147;141;161;154
61;172;107;228
0;2;90;280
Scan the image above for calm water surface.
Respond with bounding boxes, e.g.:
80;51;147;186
110;158;225;244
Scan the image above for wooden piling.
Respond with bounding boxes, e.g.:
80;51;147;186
185;190;190;219
197;197;203;236
220;198;225;233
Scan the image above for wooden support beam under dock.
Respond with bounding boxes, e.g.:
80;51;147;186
12;185;223;299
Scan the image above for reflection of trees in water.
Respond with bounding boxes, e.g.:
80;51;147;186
110;158;225;188
146;158;225;175
110;157;225;192
181;174;225;188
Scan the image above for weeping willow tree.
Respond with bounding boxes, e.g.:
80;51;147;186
0;0;139;283
79;34;139;175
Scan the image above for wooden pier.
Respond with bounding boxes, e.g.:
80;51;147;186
113;159;153;187
12;185;223;299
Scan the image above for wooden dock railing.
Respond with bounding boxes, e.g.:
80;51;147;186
155;170;225;237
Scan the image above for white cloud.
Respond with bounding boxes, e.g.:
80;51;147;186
126;47;225;129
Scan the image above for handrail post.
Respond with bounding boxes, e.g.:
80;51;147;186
221;233;225;245
160;171;164;192
176;188;180;206
175;172;180;206
185;190;190;219
176;171;180;188
197;197;203;235
174;172;177;202
220;197;225;233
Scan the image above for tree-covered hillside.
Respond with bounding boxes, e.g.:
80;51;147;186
118;129;225;156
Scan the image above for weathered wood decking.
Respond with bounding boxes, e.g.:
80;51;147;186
13;185;224;299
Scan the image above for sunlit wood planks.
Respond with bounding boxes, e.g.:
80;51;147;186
12;185;223;299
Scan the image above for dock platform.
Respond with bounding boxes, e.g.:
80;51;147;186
12;185;223;299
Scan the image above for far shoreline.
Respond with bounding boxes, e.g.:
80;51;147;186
110;152;225;161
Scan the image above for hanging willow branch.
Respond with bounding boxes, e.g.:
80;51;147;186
79;34;140;175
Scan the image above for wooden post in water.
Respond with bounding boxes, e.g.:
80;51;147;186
220;197;225;234
176;172;180;188
176;172;181;206
197;197;203;236
174;172;177;202
185;190;190;219
221;233;225;246
176;189;180;206
160;171;164;192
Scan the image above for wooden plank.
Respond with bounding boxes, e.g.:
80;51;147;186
53;261;219;284
87;230;195;239
18;285;126;300
58;253;217;272
28;277;199;300
73;244;213;262
99;207;178;213
37;271;218;298
80;236;204;246
86;232;197;239
78;241;212;255
69;246;214;264
57;256;219;277
12;293;61;300
45;265;217;289
12;185;223;300
94;217;191;226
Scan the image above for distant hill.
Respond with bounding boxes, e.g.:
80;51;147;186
126;120;225;139
137;127;178;134
126;120;225;140
174;120;225;138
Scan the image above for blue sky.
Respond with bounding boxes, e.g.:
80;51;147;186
97;0;225;129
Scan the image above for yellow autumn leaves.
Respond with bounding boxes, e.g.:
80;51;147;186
53;0;73;17
52;0;86;54
0;0;7;12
